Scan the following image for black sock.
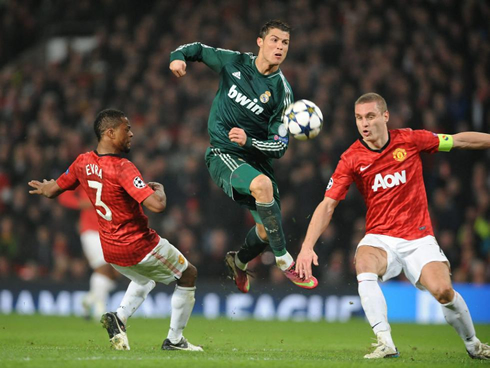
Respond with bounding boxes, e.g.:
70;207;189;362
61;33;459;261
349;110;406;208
237;226;269;264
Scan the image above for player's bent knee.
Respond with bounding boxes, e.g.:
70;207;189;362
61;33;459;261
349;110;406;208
250;175;273;200
431;285;454;304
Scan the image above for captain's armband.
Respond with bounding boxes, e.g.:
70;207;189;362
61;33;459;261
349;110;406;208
437;134;453;152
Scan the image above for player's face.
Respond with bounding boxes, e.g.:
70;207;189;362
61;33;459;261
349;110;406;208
355;102;389;147
257;28;290;67
114;117;133;153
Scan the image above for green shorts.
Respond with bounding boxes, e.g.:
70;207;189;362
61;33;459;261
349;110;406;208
205;147;280;223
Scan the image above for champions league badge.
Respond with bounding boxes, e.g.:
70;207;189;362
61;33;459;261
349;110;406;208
260;91;271;103
133;176;146;189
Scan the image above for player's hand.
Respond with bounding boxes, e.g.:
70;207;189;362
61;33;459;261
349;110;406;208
169;60;187;77
295;247;319;279
147;182;164;192
28;179;54;196
229;127;247;146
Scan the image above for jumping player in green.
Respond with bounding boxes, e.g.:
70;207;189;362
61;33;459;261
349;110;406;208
169;20;318;293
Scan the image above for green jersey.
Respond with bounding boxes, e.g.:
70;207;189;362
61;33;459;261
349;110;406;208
170;43;293;167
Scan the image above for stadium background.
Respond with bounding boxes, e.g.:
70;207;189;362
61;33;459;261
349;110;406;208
0;0;489;322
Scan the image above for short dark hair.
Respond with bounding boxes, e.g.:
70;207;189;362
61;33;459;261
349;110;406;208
355;93;388;113
94;109;126;141
259;20;291;39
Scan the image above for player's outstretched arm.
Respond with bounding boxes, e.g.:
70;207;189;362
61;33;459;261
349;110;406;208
452;132;490;150
296;196;339;279
28;179;64;198
169;60;187;78
142;182;167;213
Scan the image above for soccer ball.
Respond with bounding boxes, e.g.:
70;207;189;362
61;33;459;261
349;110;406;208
283;99;323;140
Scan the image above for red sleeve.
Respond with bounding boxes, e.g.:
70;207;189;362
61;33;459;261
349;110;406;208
56;158;81;191
117;159;154;203
324;155;354;201
409;129;439;154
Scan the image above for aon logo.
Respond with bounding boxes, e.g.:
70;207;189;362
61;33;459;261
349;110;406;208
372;170;406;192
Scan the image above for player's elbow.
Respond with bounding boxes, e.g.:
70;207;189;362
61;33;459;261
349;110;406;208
143;195;167;213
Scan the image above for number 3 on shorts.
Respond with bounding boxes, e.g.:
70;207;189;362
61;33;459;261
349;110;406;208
88;180;112;221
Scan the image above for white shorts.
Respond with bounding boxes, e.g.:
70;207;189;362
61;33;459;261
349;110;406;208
81;230;107;269
111;237;188;285
357;234;449;290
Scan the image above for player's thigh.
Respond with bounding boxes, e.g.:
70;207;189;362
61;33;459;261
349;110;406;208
355;245;388;276
134;237;189;285
418;261;452;301
80;230;107;269
356;234;406;281
401;236;450;291
206;148;255;203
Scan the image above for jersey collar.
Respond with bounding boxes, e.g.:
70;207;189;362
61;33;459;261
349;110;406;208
94;150;122;157
359;131;391;153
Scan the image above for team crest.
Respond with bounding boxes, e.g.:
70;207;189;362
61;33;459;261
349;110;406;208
260;91;271;103
393;148;407;162
133;176;146;189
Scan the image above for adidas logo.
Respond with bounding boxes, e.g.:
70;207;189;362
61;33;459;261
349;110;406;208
232;71;241;79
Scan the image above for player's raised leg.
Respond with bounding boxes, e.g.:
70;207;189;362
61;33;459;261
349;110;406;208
420;261;490;360
356;245;399;359
249;174;318;289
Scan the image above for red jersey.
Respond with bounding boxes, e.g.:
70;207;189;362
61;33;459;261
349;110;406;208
58;186;98;233
56;151;160;266
325;129;441;240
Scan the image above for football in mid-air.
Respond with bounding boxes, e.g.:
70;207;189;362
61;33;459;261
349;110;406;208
283;99;323;140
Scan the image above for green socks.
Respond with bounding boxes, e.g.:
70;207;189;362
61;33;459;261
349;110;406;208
255;200;287;257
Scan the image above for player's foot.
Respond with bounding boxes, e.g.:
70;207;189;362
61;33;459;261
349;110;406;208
100;312;130;350
283;262;318;289
162;337;203;351
364;336;399;359
225;251;250;293
467;339;490;360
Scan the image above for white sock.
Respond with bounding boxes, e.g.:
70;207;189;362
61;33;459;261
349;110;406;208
276;251;293;271
116;280;156;325
90;272;116;316
442;291;477;349
357;272;395;348
167;285;196;343
235;253;247;271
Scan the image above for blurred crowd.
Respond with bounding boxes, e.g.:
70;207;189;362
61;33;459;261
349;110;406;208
0;0;489;287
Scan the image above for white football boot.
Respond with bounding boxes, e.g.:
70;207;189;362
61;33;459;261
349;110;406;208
364;335;399;359
467;338;490;360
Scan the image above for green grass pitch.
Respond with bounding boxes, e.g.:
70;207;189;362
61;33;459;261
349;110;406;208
0;314;488;367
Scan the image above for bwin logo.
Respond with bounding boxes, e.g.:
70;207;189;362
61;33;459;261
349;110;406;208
372;170;406;192
227;85;264;115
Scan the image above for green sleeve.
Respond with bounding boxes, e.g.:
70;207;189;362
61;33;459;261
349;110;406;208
249;120;290;159
170;42;241;73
